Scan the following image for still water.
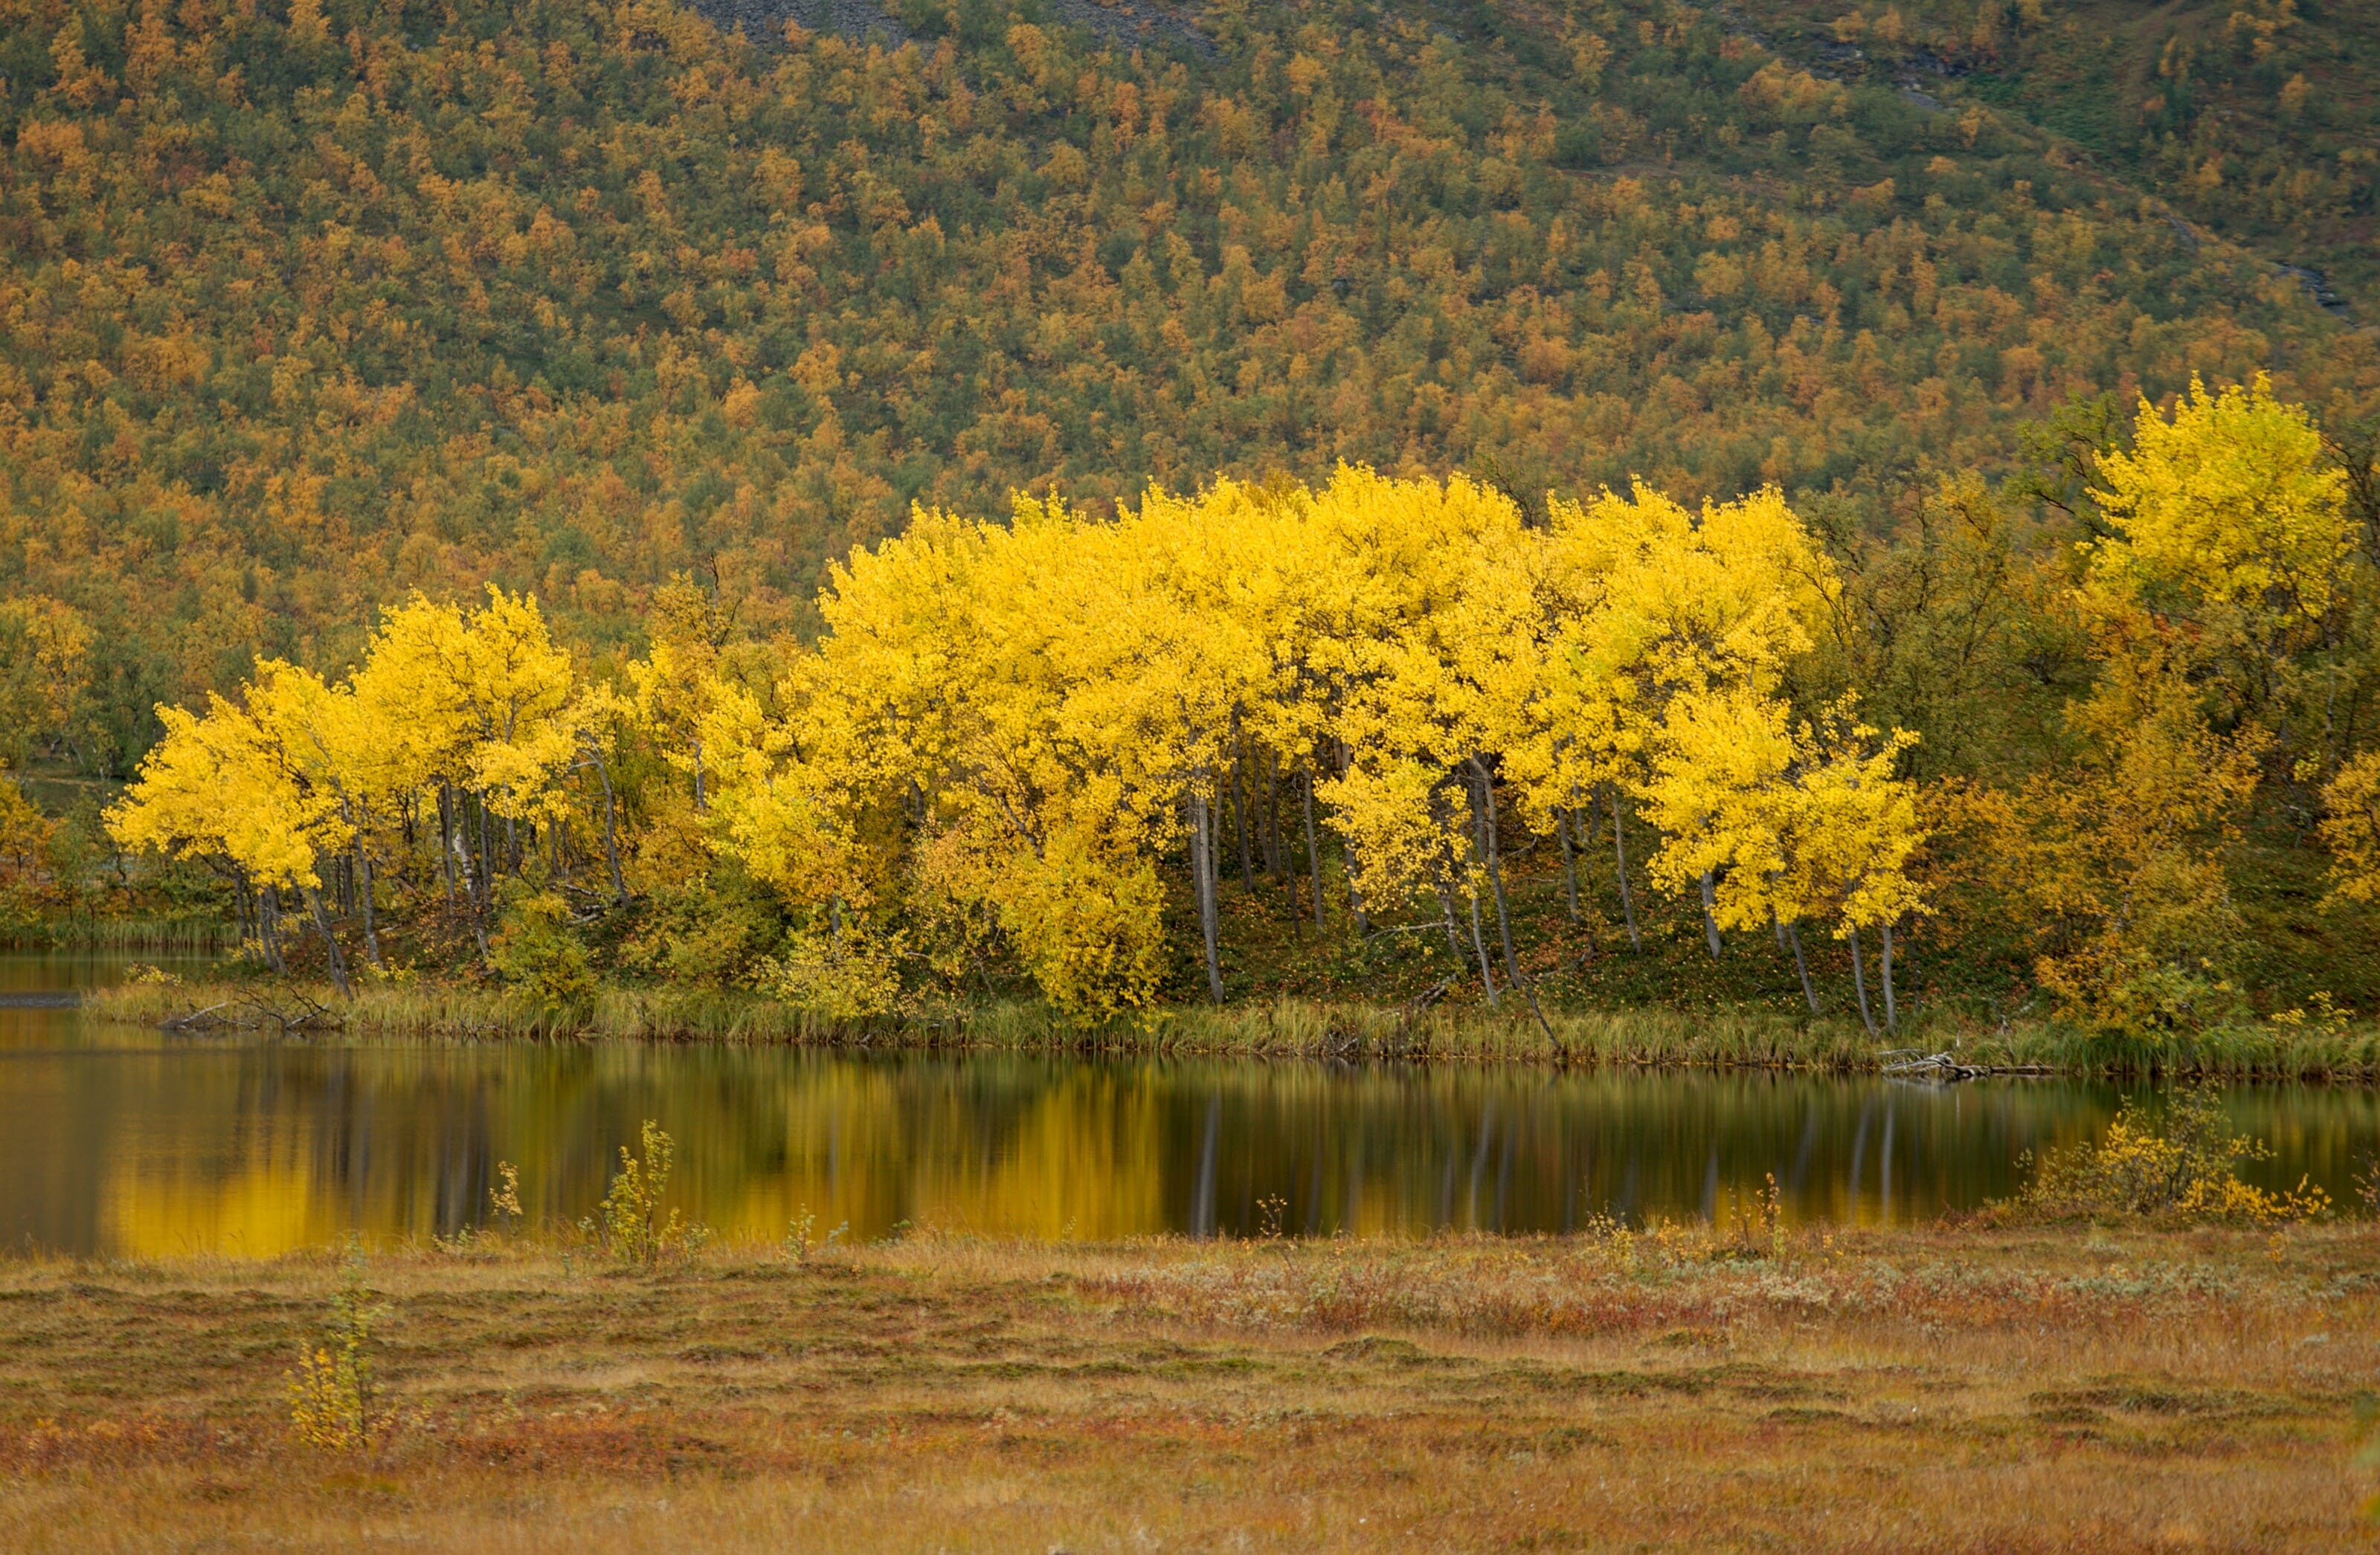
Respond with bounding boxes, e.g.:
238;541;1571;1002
2;954;2375;1256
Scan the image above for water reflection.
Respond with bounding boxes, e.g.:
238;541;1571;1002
1;1037;2375;1258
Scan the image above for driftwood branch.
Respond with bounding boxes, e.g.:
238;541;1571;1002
1879;1048;2054;1082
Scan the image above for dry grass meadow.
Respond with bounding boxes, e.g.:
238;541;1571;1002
1;1222;2376;1552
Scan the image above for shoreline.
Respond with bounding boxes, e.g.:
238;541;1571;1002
77;978;2380;1082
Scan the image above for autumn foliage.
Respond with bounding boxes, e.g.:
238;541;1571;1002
98;375;2380;1034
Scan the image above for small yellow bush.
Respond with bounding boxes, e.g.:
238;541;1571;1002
285;1244;386;1451
2019;1087;2329;1224
584;1121;709;1267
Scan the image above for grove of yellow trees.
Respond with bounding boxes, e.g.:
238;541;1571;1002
97;376;2380;1034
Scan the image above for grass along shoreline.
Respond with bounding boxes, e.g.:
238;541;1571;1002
2;1223;2376;1551
1;915;238;952
80;977;2380;1079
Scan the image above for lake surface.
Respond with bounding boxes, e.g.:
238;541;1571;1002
2;953;2376;1256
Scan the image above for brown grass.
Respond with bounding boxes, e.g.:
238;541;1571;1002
2;1223;2377;1551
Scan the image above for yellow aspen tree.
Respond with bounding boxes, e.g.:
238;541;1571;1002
2318;752;2380;905
1540;482;1839;956
0;596;93;763
1786;705;1925;1034
363;588;577;926
1310;469;1535;1007
2084;372;2355;739
106;690;341;985
245;661;390;971
1638;684;1799;944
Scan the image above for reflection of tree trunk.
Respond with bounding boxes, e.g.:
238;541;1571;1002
1787;919;1820;1014
1699;872;1723;958
1850;927;1877;1036
1191;1096;1220;1239
1605;784;1641;951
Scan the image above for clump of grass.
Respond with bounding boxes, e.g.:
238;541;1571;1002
782;1207;847;1263
2010;1087;2332;1225
583;1121;709;1268
284;1241;387;1452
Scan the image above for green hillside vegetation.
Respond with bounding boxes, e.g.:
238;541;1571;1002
1730;0;2380;312
1;0;2373;771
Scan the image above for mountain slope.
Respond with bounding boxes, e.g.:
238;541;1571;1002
0;0;2370;770
1724;0;2380;315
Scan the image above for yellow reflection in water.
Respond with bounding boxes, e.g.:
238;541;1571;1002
104;1145;330;1258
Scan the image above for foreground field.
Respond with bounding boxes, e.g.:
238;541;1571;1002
1;1225;2376;1551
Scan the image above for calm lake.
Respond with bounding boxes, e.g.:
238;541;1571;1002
3;953;2376;1256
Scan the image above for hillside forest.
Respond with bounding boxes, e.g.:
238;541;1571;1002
3;0;2379;1032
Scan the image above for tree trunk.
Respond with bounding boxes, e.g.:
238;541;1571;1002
1699;871;1723;958
1234;731;1255;892
261;886;286;974
1466;883;1498;1006
1302;770;1326;933
353;829;382;968
1259;749;1279;879
477;796;493;910
1881;921;1898;1035
1429;849;1467;963
305;885;350;999
1441;809;1497;1006
592;753;628;905
1606;785;1640;951
1786;919;1820;1014
1330;739;1371;936
1472;759;1556;1041
1470;760;1526;992
437;785;456;903
1849;926;1878;1036
1191;788;1224;1002
1557;805;1580;923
